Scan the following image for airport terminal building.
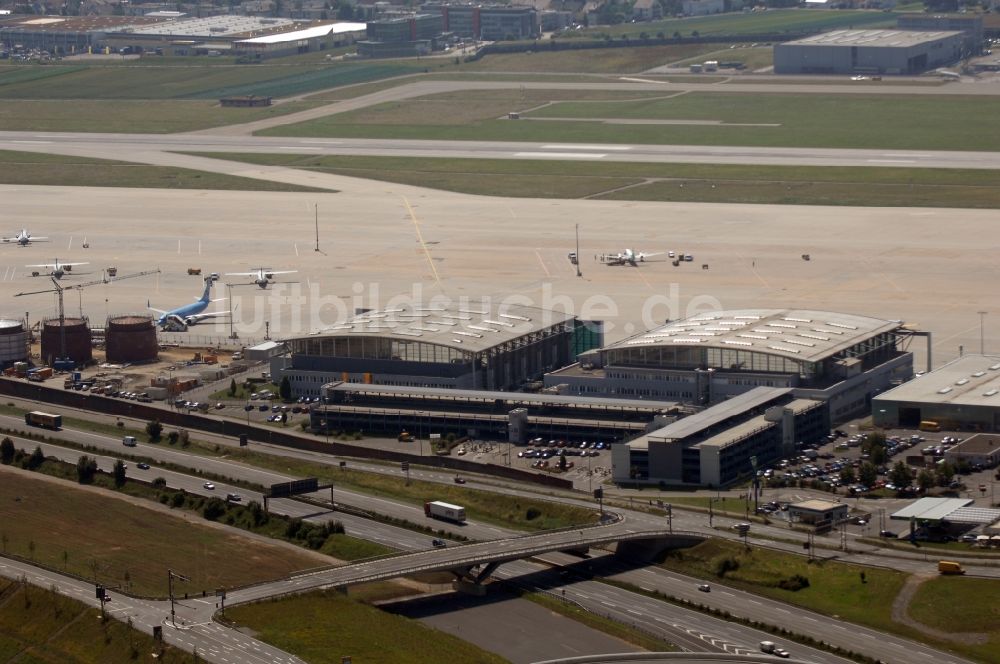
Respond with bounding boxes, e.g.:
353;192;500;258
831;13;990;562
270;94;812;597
547;309;914;425
274;302;598;395
774;29;964;75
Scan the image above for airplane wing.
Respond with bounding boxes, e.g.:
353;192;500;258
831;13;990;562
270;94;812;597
60;262;88;267
186;311;230;323
638;252;664;260
266;270;297;275
224;272;256;277
25;263;55;268
27;237;48;242
147;305;168;315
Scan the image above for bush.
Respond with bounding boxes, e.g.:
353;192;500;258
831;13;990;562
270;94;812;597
0;437;14;465
525;507;542;521
151;476;167;488
714;556;740;578
202;498;227;521
75;455;98;484
26;446;45;471
167;431;179;445
146;420;163;442
170;492;185;508
777;574;811;591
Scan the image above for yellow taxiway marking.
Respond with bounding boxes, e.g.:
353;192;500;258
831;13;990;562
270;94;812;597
403;197;441;286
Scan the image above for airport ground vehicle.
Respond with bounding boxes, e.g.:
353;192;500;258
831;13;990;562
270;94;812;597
938;560;965;575
424;500;466;523
919;420;942;432
24;411;61;430
122;436;137;447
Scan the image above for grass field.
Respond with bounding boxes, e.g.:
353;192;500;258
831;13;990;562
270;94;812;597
0;62;422;100
0;469;323;597
225;589;509;664
460;43;726;73
565;8;898;39
263;88;1000;152
0;150;322;191
0;580;199;663
657;539;999;663
197;153;1000;209
905;576;1000;663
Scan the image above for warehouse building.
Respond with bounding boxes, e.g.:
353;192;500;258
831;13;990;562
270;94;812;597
547;309;915;425
773;29;963;75
233;22;366;58
897;13;984;57
611;387;829;488
273;302;599;396
873;354;1000;432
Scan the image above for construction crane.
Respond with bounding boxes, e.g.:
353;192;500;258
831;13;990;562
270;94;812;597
15;268;160;370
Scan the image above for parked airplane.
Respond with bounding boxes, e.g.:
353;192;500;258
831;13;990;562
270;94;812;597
148;276;228;331
596;249;664;267
4;229;48;246
225;267;297;289
26;259;88;279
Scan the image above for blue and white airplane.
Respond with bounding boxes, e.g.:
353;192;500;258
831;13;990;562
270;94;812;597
149;276;228;331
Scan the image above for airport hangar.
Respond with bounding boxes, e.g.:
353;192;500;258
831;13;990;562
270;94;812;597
272;301;603;396
773;29;964;75
545;309;918;426
873;354;1000;432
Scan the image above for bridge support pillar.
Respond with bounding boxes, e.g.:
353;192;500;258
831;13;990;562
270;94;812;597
474;561;501;584
452;580;487;596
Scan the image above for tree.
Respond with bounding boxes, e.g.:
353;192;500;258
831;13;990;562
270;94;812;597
76;455;98;484
0;438;14;465
279;375;291;401
889;461;912;490
839;466;856;486
917;469;935;492
858;462;878;488
558;451;567;471
112;459;127;488
146;419;163;442
936;461;955;487
228;378;237;397
26;446;45;471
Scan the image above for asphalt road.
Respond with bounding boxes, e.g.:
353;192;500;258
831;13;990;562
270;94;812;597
2;419;986;664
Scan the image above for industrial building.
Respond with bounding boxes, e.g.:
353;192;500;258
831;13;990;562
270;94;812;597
787;499;848;527
873;354;1000;432
312;381;677;442
547;309;915;425
420;3;539;40
611;387;829;488
232;22;366;58
944;434;1000;469
773;29;964;75
273;302;598;395
358;13;443;58
897;13;984;57
0;319;29;368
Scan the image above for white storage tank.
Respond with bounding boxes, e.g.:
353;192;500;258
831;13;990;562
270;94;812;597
0;319;28;366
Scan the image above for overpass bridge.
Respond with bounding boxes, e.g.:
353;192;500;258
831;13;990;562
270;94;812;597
228;519;696;606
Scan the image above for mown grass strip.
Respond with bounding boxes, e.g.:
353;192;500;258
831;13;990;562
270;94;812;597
0;150;324;191
224;588;509;664
195;152;1000;208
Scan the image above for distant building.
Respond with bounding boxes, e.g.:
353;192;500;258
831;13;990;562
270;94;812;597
420;3;539;40
944;434;1000;469
774;29;963;75
359;12;443;57
897;13;984;56
787;499;848;526
681;0;724;16
631;0;662;22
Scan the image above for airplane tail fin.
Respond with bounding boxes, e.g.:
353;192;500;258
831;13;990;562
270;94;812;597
199;278;214;303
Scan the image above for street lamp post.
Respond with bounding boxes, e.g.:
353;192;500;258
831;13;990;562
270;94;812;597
978;311;987;355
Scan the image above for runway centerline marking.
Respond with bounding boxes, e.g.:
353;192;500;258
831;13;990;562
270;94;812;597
541;144;632;151
514;152;606;160
402;196;441;287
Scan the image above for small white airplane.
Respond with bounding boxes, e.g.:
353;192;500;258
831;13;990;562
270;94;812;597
225;267;297;289
148;276;229;331
3;229;48;246
26;258;88;279
596;248;664;267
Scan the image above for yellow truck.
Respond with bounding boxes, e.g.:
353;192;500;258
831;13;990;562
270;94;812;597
938;560;965;575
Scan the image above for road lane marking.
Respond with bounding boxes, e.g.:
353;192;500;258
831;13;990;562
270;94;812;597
541;144;632;151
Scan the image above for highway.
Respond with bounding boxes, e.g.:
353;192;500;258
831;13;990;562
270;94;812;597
1;421;984;664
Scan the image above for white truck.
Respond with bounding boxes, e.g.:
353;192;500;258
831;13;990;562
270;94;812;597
759;641;776;654
122;436;137;447
424;500;466;523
